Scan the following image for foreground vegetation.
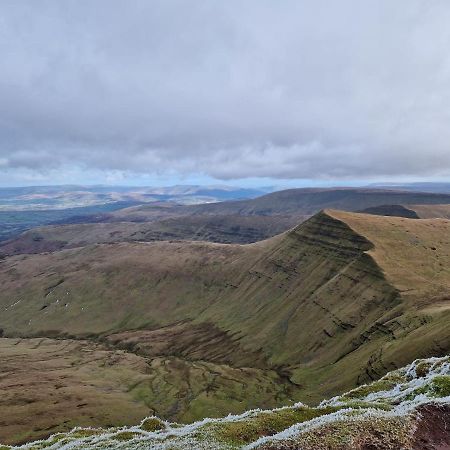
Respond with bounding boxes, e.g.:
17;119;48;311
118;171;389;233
4;355;449;449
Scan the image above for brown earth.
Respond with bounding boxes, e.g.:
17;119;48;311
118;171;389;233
412;404;450;450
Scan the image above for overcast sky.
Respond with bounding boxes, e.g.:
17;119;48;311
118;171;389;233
1;0;450;187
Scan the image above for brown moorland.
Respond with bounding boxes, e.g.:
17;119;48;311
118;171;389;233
0;209;449;444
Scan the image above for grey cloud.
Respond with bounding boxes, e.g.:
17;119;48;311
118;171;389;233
1;0;450;181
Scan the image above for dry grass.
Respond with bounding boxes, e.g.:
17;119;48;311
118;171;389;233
0;336;304;446
0;337;150;445
409;204;450;219
1;210;450;445
327;209;450;305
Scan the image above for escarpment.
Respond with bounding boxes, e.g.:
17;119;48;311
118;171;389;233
0;210;449;417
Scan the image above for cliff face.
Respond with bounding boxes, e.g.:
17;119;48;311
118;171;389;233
201;212;401;374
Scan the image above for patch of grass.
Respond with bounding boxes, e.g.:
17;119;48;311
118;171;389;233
266;415;413;450
29;433;74;449
431;375;450;397
341;379;396;400
113;431;139;441
211;406;339;446
140;417;167;432
404;386;427;401
69;429;103;438
343;400;392;411
415;361;431;378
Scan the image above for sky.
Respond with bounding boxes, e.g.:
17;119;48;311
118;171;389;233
1;0;450;187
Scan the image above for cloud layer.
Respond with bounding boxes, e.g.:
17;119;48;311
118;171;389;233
1;0;450;182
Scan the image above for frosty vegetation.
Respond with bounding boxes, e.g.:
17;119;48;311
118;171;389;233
3;356;449;450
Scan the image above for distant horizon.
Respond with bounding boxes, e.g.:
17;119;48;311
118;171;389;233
1;179;449;190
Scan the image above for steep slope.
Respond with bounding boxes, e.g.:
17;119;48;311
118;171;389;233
0;211;400;368
1;211;449;390
4;355;450;450
0;215;299;256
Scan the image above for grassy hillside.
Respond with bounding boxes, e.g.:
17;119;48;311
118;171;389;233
328;210;450;304
0;215;299;256
3;355;450;449
0;337;298;445
409;204;450;219
0;210;449;444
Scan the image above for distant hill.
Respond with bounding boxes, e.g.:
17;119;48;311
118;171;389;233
359;204;421;218
369;182;450;194
4;187;450;255
0;209;449;443
0;185;269;211
410;203;450;218
0;214;302;256
99;187;450;219
0;201;140;242
361;203;450;219
0;185;270;242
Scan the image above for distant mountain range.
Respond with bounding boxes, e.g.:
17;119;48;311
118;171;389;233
0;185;271;241
3;186;450;251
369;181;450;193
0;185;271;211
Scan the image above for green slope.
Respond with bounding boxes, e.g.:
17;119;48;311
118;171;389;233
0;210;449;420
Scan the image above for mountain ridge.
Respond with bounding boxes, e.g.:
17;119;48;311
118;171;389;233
0;210;449;444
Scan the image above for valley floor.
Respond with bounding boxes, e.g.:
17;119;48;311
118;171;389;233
0;337;301;446
2;355;450;450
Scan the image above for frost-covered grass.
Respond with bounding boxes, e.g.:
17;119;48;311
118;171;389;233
3;356;450;450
